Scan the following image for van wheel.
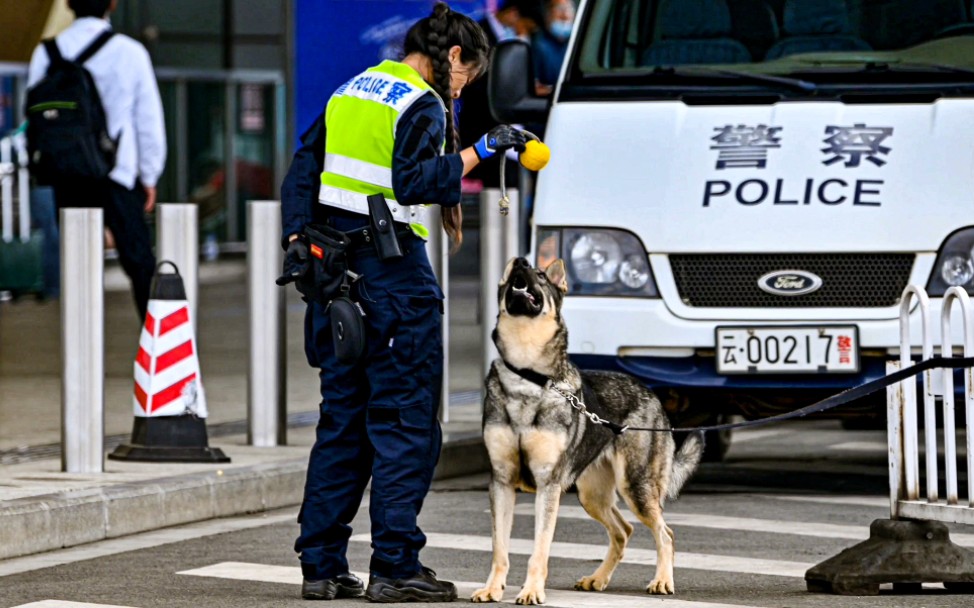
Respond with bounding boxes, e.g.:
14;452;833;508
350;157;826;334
840;414;886;430
702;415;735;462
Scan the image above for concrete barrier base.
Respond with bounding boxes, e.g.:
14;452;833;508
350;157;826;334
806;519;974;595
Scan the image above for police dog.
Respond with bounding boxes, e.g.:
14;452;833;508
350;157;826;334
471;257;703;605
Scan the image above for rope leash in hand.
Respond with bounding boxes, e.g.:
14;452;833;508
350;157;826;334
497;129;541;216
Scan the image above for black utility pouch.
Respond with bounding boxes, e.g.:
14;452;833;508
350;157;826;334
367;193;403;260
304;223;351;306
328;296;366;365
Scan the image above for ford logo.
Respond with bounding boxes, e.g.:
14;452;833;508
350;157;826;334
758;270;823;296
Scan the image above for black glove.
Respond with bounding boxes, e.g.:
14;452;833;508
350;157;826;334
276;238;310;287
474;125;528;160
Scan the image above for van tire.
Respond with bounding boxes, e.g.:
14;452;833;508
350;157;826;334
702;415;736;462
840;414;886;430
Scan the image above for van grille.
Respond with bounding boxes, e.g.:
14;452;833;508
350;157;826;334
669;254;915;308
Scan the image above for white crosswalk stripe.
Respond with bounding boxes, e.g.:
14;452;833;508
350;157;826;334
350;532;812;578
177;561;766;608
731;428;793;444
513;504;974;546
10;602;138;608
759;493;890;507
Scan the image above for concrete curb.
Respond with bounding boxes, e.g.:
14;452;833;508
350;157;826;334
0;434;487;561
0;459;307;561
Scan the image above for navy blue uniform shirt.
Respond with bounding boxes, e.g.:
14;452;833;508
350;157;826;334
280;92;464;245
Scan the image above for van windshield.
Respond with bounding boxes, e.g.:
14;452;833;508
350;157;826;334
573;0;974;91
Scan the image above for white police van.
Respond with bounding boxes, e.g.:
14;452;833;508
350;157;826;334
490;0;974;458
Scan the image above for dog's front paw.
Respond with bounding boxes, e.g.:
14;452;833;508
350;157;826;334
515;583;546;605
574;573;610;591
646;577;675;595
471;586;504;603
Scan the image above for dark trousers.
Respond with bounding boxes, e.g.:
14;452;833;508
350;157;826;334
52;178;156;321
29;186;60;298
295;228;444;580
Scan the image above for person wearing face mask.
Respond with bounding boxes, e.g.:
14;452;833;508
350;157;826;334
277;2;527;603
533;0;575;91
457;0;546;189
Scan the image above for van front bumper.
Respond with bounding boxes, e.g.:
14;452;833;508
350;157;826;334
561;295;968;393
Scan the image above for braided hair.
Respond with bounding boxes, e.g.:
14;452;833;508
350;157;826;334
403;2;490;250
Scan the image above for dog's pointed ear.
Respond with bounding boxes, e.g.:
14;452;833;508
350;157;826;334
544;258;568;292
500;257;517;284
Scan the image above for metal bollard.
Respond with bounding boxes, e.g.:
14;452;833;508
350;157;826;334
480;188;521;381
14;136;30;242
61;208;105;473
247;201;286;446
0;137;13;243
424;208;450;423
157;203;199;330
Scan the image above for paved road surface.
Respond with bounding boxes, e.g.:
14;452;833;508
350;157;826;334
2;421;972;608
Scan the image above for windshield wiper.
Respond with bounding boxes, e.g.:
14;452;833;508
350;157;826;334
871;61;974;77
649;66;817;93
796;58;974;78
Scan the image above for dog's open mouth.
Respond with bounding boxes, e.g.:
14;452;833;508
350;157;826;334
506;272;543;315
512;275;536;305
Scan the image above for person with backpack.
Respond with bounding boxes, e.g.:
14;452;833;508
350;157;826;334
26;0;166;322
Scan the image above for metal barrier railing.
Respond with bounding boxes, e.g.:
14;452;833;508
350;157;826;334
802;284;974;594
0;133;29;243
890;285;974;523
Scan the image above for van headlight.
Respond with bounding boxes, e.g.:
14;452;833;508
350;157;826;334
536;227;659;297
928;227;974;295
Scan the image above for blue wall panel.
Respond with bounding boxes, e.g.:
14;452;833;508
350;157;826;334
295;0;484;141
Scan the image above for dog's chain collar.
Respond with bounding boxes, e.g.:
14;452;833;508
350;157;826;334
546;382;630;435
500;360;630;434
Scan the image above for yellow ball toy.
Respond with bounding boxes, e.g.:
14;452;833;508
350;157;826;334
519;140;550;171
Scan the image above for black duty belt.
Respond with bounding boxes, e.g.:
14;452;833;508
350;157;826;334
344;225;414;251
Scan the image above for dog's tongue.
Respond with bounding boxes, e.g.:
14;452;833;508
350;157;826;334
513;286;536;304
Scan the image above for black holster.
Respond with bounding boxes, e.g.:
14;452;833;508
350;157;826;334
367;193;403;260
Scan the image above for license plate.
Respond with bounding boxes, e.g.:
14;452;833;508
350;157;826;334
716;326;859;374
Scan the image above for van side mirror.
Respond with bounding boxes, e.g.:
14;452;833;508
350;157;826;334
488;39;550;124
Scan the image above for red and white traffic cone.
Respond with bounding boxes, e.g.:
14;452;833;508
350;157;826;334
109;262;229;463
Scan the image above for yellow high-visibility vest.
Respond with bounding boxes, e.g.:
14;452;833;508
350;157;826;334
319;60;445;239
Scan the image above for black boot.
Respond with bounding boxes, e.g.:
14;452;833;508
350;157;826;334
302;573;366;600
365;567;458;603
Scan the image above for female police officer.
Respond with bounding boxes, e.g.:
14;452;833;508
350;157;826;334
278;3;526;603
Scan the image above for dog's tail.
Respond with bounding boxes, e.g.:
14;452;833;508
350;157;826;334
667;431;705;500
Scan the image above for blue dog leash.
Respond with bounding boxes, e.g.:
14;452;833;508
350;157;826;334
505;357;974;435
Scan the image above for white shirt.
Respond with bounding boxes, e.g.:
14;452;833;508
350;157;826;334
27;17;167;189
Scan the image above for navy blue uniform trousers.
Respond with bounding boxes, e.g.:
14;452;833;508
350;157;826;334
295;222;444;580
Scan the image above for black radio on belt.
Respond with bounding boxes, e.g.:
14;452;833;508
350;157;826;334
367;193;403;260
